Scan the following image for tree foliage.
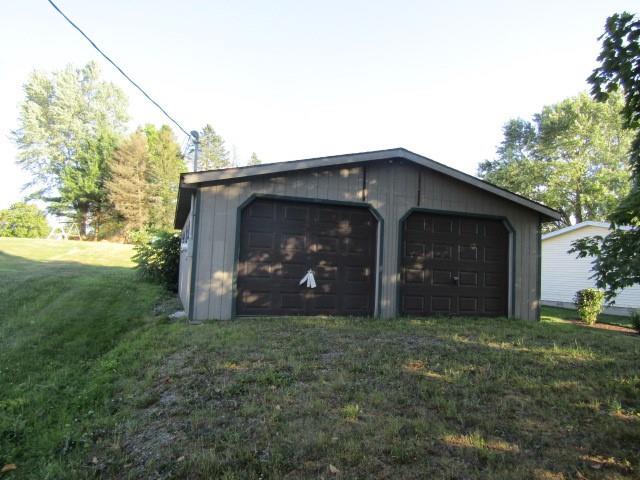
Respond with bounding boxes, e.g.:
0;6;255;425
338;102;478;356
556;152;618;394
0;203;49;238
248;152;262;166
106;131;150;236
132;230;181;291
144;125;186;230
478;92;632;227
574;288;605;325
105;126;185;239
569;12;640;301
12;62;128;235
197;124;230;170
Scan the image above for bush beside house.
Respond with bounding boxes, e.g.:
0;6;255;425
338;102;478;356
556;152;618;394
574;288;605;325
132;230;181;291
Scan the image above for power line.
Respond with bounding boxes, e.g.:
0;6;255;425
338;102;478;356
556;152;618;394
47;0;193;139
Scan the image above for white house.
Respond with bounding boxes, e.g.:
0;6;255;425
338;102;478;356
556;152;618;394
541;221;639;316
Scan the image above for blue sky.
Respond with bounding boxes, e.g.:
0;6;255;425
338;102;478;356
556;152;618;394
0;0;635;209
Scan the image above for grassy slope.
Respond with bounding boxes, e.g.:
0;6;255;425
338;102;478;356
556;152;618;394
0;239;165;478
1;239;639;479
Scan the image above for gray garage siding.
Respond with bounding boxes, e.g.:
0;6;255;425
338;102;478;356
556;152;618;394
188;160;541;321
178;216;192;315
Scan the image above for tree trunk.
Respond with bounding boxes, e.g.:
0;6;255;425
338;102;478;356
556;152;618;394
575;190;583;224
78;204;89;238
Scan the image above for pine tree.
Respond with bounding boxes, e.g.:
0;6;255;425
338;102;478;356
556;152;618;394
197;124;230;170
106;131;150;236
248;152;261;166
144;125;186;230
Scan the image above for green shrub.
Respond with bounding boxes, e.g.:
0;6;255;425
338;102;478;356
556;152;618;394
574;288;605;325
0;202;49;238
630;310;640;335
132;230;181;291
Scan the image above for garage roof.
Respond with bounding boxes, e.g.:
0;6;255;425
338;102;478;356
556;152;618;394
175;148;562;228
542;221;632;241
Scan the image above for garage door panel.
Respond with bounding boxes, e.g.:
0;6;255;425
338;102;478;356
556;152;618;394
247;201;276;219
237;198;377;316
431;296;453;313
484;297;504;314
459;220;479;236
459;296;478;314
239;289;273;309
401;212;508;317
343;294;370;311
484;271;504;287
246;231;274;250
434;244;453;260
283;205;309;222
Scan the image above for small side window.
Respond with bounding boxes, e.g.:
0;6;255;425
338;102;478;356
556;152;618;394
181;217;191;252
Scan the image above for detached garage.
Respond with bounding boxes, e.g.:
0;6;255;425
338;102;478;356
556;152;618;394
174;148;560;322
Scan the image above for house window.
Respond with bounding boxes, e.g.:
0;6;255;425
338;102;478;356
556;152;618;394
181;217;191;252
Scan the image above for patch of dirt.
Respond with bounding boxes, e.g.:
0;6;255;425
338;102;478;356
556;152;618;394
152;294;183;317
96;349;199;479
559;319;638;336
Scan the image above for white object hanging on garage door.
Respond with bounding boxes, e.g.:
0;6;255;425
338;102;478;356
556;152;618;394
299;269;317;288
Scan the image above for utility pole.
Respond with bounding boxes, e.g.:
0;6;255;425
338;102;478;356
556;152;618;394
190;130;200;172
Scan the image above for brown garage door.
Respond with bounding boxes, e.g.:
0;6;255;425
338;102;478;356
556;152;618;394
236;198;377;316
400;211;509;317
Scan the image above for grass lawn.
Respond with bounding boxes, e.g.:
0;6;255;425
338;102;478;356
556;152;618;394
541;305;636;329
1;238;639;479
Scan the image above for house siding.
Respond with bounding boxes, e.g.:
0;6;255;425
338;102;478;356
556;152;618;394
188;161;542;321
541;225;640;312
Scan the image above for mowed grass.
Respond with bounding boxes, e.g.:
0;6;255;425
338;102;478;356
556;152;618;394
542;305;636;329
0;239;165;478
1;239;639;479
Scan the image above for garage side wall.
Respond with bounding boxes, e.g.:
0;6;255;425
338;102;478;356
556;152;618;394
190;161;541;321
178;207;192;315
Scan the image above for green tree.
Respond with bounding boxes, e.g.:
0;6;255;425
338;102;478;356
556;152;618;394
0;202;49;238
248;152;262;166
197;124;230;170
478;119;544;200
570;12;640;300
144;125;186;229
53;130;119;238
479;92;632;227
106;131;150;237
12;62;128;235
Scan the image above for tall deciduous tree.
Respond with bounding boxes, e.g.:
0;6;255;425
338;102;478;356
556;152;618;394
570;12;640;301
197;124;230;170
478;92;632;227
106;131;150;235
12;62;128;235
144;125;186;230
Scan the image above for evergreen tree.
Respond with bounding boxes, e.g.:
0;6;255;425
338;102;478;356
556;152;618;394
106;131;150;236
197;124;230;170
248;152;262;166
144;125;186;230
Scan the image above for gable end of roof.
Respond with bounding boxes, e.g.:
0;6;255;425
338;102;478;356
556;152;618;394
175;148;562;228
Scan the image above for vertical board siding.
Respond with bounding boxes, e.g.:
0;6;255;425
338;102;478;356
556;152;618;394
190;162;541;321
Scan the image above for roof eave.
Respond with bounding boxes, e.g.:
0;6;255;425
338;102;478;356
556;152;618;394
176;148;562;223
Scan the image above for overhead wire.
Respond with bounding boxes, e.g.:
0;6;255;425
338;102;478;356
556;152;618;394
47;0;193;139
